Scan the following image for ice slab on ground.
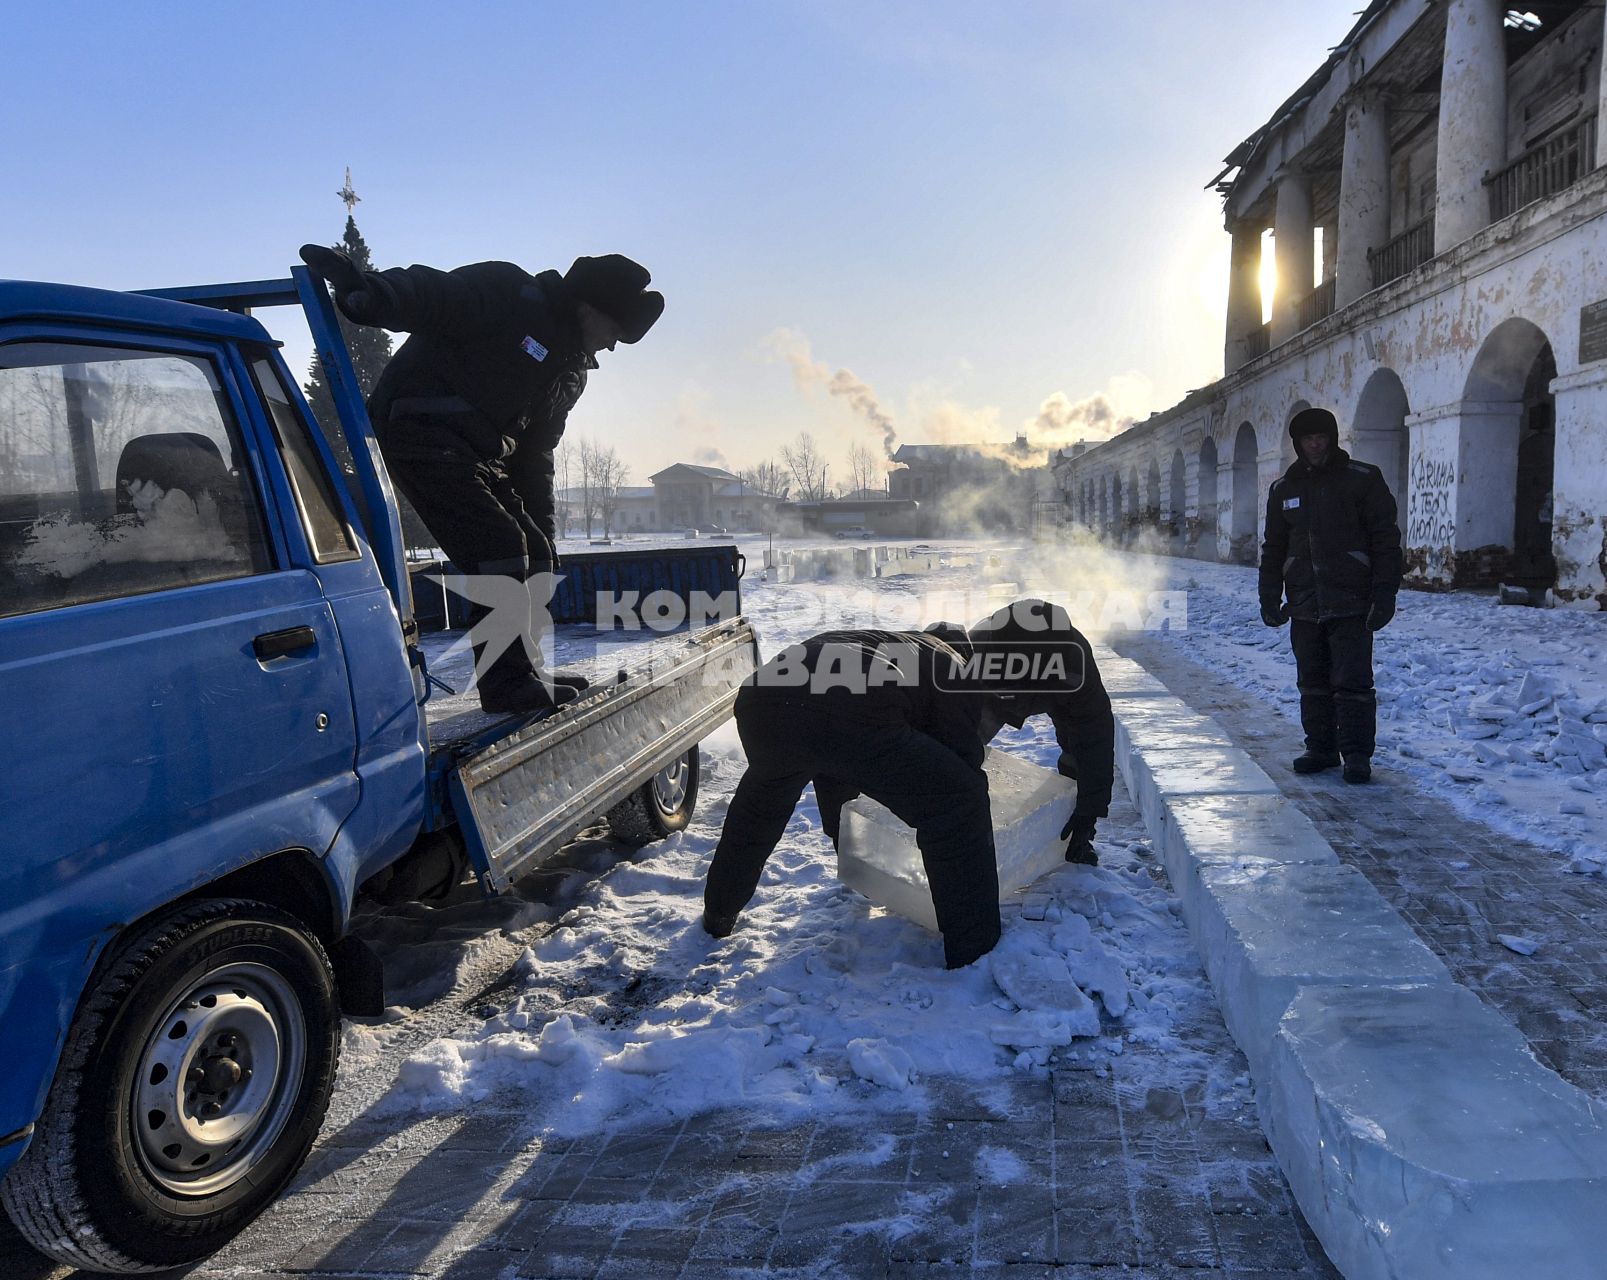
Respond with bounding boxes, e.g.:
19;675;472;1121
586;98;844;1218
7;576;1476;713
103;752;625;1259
1193;862;1450;1081
1265;983;1607;1280
838;747;1075;932
1092;651;1171;699
1111;694;1234;762
1157;792;1338;921
1125;744;1280;836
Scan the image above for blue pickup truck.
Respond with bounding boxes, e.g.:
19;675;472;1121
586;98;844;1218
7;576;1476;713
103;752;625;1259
0;269;756;1272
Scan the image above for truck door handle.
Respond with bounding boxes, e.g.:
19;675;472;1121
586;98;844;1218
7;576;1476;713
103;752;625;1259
253;626;318;661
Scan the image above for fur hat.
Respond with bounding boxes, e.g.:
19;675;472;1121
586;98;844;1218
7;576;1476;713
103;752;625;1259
563;254;664;343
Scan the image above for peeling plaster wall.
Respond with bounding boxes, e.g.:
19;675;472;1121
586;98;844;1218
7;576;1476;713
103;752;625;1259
1053;173;1607;608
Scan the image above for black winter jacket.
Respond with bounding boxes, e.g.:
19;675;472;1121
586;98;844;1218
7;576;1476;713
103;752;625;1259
1259;446;1403;622
739;629;985;773
350;261;593;537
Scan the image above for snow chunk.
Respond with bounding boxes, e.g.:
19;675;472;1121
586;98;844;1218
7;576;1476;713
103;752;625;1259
847;1038;915;1090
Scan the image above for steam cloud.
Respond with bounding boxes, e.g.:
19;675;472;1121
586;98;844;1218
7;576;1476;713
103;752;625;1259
767;328;899;458
1026;389;1134;448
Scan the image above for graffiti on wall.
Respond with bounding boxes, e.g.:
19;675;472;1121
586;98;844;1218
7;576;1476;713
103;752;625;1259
1407;452;1456;548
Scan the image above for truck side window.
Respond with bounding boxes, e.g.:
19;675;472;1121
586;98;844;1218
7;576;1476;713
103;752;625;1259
249;358;359;563
0;342;272;619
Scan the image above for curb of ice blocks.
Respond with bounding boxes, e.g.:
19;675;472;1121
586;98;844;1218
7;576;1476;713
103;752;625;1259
1097;647;1607;1280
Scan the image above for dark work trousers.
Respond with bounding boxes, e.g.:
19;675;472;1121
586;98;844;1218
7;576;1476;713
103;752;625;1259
379;415;556;697
706;693;1000;969
1290;616;1376;759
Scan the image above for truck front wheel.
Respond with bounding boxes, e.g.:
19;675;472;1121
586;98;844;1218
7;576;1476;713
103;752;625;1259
1;899;340;1273
606;746;700;846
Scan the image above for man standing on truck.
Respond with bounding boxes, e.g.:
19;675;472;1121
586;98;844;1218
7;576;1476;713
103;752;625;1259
299;244;664;715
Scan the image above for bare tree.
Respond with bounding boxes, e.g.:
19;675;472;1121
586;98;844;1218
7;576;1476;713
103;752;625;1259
554;436;575;537
746;457;787;499
847;440;880;497
782;432;829;502
592;445;630;537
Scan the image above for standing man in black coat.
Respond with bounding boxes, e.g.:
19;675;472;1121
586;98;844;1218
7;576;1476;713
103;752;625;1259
1259;406;1403;784
299;245;663;715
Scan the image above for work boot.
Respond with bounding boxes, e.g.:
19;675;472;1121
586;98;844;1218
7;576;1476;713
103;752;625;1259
478;675;578;717
1292;751;1341;774
550;671;592;693
702;910;738;939
1342;757;1373;785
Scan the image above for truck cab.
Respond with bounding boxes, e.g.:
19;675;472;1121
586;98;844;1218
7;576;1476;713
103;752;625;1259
0;271;754;1272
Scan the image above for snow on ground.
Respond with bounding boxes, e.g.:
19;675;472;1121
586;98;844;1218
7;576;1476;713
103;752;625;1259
1099;546;1607;874
365;546;1241;1147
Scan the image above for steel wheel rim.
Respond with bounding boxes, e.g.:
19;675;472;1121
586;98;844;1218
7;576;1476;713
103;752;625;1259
650;754;690;815
131;961;307;1197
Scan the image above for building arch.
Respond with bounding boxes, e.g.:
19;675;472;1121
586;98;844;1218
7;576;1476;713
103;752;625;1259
1351;368;1410;504
1197;435;1219;559
1448;317;1558;588
1231;422;1260;563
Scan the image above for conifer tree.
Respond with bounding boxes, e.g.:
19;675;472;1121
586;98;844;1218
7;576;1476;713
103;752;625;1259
303;214;393;424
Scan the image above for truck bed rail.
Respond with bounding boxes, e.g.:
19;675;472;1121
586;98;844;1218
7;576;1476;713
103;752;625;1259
448;616;758;892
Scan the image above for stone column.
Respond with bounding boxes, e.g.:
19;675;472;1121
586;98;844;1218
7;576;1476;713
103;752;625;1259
1435;0;1507;253
1272;171;1314;346
1402;400;1523;587
1599;2;1607;169
1546;366;1607;606
1337;92;1392;307
1224;222;1265;372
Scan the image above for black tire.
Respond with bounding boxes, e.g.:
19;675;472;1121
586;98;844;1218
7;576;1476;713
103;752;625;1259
1;899;340;1273
606;746;700;846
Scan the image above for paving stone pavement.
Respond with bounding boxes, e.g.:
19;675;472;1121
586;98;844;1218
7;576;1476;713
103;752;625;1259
1119;630;1607;1100
0;769;1339;1280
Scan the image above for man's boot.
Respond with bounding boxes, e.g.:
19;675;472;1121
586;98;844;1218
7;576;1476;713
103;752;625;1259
702;909;738;939
1292;751;1341;774
474;641;578;717
1342;757;1372;785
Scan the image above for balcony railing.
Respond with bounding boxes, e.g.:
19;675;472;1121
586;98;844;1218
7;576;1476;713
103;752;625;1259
1368;216;1434;290
1244;321;1270;362
1486;114;1598;221
1297;277;1336;331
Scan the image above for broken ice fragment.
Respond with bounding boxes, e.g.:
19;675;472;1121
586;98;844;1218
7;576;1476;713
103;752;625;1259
1497;934;1539;956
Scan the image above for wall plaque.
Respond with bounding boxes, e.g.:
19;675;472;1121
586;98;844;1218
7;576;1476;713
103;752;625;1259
1579;299;1607;364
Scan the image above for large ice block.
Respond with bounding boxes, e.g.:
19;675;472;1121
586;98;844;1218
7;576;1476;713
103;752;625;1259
1091;654;1170;700
1125;743;1280;836
837;748;1075;932
1264;983;1607;1280
1157;792;1337;922
1193;863;1450;1081
1110;695;1233;763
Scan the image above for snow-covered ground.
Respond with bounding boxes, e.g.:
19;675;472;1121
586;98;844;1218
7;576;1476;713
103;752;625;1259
1106;546;1607;875
364;551;1247;1145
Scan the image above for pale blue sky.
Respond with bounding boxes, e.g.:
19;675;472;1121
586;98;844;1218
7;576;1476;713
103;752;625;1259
4;2;1358;484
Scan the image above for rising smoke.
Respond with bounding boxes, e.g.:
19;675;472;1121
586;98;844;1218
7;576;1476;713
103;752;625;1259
766;328;899;458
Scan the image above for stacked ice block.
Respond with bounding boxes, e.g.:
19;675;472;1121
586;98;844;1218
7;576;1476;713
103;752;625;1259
836;748;1075;932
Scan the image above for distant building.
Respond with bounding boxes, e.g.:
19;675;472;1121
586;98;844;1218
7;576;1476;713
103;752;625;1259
1055;0;1607;607
557;463;783;535
888;437;1045;536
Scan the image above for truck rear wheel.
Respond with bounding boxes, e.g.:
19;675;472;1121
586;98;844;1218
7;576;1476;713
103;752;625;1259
1;899;340;1274
606;746;700;846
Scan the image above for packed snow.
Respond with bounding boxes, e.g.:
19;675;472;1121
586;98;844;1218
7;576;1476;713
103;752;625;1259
1107;543;1607;874
363;539;1235;1146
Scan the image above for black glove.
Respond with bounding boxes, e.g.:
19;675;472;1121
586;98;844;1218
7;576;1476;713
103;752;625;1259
1260;602;1289;628
1060;812;1097;865
1367;592;1396;632
299;244;376;322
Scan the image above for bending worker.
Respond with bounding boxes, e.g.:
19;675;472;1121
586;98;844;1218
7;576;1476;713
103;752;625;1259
299;244;663;716
702;598;1112;968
